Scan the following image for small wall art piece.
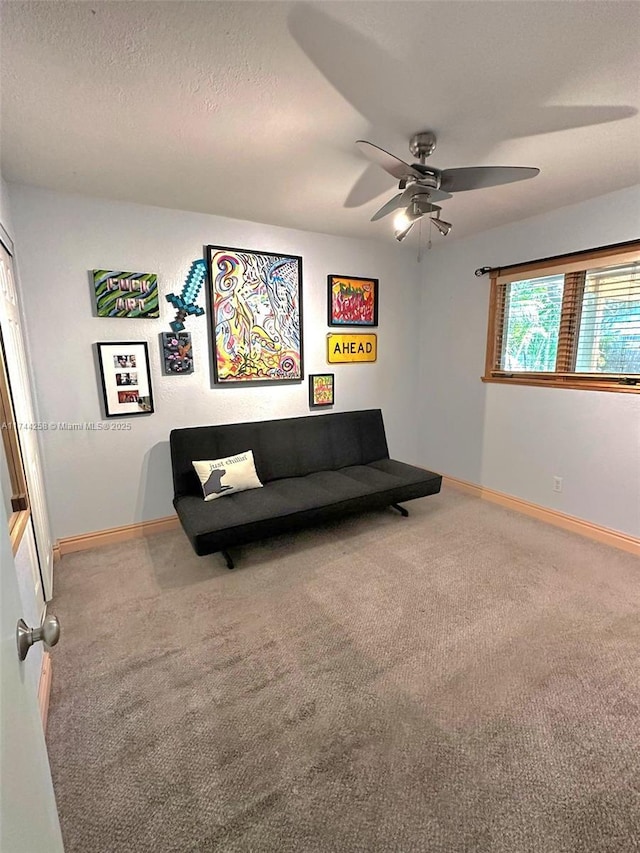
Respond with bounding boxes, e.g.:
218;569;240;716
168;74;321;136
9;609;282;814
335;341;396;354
207;244;303;383
93;270;159;318
327;333;377;364
309;373;335;408
96;341;154;416
161;331;193;375
328;275;378;327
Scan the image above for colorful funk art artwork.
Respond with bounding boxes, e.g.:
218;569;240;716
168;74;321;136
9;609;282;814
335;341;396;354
309;373;334;407
207;245;303;383
328;275;378;327
93;271;159;318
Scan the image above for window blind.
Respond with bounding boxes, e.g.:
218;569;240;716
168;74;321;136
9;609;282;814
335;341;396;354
574;261;640;374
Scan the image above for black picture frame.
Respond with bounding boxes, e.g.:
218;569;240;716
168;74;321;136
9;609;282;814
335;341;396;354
309;373;335;407
327;274;379;327
161;331;194;375
96;341;154;417
206;244;304;384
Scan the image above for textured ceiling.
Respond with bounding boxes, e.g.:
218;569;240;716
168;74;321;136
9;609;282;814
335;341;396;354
1;1;639;243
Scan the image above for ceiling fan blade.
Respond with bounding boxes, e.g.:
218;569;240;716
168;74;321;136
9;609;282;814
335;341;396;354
440;166;540;193
356;140;423;181
414;186;453;203
371;193;405;222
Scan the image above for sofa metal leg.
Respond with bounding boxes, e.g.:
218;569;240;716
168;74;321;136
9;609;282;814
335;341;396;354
222;550;235;570
391;503;409;518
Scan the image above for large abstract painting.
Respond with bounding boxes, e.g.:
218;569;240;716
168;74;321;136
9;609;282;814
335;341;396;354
207;245;303;383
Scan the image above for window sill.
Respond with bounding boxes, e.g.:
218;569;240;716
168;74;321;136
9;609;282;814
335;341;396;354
481;376;640;394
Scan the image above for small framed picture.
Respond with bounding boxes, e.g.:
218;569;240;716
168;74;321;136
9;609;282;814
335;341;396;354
161;331;193;375
328;275;378;327
309;373;335;408
96;341;154;417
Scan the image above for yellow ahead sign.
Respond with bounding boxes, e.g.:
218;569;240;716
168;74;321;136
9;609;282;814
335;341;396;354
327;333;377;364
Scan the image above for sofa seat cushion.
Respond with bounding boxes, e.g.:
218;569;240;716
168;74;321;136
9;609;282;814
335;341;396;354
174;459;441;555
343;459;436;487
176;469;373;536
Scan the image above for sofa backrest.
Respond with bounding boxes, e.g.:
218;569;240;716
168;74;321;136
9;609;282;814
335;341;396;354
170;409;390;498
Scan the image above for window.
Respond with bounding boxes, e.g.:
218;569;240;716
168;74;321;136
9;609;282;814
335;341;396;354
484;241;640;392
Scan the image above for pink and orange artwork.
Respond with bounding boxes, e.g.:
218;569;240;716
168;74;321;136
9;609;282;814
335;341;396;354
328;275;378;327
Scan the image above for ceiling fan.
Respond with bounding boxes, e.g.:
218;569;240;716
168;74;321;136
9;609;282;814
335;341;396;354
356;131;540;241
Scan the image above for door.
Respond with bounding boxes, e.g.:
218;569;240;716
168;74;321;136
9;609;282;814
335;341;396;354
0;474;64;851
0;239;53;599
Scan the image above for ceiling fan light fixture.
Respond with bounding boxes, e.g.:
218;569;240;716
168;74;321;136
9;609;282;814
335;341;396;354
394;202;423;241
432;217;452;236
393;210;411;232
394;219;417;242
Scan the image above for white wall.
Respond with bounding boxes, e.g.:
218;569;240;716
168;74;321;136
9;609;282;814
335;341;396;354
9;184;421;540
419;184;640;537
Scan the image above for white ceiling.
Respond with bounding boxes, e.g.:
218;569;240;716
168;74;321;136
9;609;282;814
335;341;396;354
1;1;639;242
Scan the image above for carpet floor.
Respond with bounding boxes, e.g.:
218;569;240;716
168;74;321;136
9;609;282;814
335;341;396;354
46;487;640;853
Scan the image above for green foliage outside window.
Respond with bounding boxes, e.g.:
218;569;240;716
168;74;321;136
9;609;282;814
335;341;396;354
503;276;563;372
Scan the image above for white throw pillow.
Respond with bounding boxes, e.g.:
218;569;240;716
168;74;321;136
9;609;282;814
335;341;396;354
192;450;263;502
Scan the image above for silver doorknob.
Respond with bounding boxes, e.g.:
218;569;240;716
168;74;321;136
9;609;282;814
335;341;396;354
16;613;61;662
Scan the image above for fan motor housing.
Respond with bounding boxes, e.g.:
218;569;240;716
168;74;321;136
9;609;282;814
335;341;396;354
412;170;440;189
409;131;437;160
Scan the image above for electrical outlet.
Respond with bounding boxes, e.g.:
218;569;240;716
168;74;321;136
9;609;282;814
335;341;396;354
553;476;563;493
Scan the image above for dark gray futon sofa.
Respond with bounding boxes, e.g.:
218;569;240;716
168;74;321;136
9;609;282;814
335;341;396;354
170;408;441;568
